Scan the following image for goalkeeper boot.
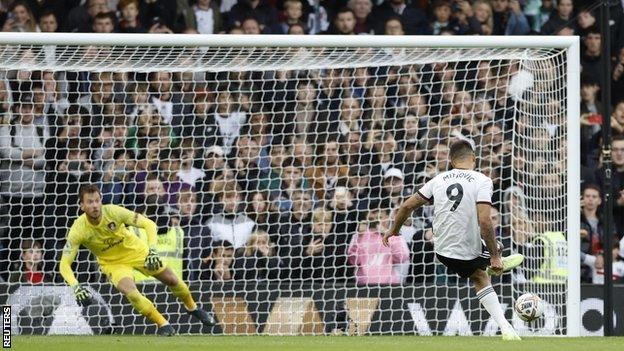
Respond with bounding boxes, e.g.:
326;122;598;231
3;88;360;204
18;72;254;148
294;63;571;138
157;324;176;337
486;254;525;276
501;328;521;341
188;308;216;327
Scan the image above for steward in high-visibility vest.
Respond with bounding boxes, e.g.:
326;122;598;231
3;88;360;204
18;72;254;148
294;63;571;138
131;226;184;283
532;231;568;283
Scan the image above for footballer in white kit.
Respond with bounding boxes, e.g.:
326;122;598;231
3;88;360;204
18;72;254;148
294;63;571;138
417;163;495;277
382;140;524;341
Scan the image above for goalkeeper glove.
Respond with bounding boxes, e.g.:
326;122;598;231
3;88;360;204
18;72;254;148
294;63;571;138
144;248;163;271
73;284;93;307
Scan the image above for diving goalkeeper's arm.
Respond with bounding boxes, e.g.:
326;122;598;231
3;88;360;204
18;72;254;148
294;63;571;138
59;235;93;307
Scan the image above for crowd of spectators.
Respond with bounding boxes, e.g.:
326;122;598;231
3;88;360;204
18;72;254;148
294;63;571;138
0;0;622;286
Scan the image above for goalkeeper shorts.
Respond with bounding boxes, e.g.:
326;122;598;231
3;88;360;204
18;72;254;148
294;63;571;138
100;253;167;287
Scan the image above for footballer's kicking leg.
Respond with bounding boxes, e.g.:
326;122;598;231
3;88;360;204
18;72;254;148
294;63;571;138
116;277;175;336
470;269;520;341
153;268;216;327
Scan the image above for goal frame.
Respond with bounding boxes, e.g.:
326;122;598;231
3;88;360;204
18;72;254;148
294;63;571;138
0;33;581;336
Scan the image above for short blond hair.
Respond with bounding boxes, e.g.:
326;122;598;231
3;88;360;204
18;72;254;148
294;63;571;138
244;230;271;257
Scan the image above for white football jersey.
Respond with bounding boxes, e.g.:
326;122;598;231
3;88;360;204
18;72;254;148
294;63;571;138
418;168;493;260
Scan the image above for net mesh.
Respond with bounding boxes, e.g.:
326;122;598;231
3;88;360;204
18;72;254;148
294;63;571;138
0;42;569;336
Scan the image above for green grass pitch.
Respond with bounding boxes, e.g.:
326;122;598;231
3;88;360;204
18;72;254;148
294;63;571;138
11;336;624;351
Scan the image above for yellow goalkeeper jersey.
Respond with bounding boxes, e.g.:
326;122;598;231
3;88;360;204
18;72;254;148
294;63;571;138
63;204;156;265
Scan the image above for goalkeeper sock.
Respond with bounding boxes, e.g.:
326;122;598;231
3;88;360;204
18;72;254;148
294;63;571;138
476;286;513;331
169;279;197;311
126;290;168;327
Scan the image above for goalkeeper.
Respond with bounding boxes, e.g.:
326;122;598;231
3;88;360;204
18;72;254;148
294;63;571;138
59;184;215;336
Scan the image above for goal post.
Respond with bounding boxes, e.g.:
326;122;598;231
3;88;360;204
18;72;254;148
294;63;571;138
0;33;580;336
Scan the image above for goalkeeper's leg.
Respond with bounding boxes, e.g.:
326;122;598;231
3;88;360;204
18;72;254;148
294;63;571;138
154;267;216;327
116;277;170;329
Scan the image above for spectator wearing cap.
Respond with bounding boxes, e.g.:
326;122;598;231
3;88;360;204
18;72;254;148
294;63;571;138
193;0;222;34
118;0;147;33
490;0;530;35
380;167;413;210
371;0;428;35
540;0;574;35
204;181;256;250
227;0;280;34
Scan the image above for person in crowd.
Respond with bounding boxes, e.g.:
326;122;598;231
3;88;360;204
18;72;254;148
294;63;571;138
581;240;624;284
2;1;39;32
65;0;109;32
279;0;307;34
233;230;281;281
349;208;409;285
193;0;222;34
178;187;211;281
0;93;48;241
490;0;530;35
275;189;314;279
305;138;349;202
118;0;147;33
9;239;49;284
38;9;58;32
540;0;574;35
92;11;115;33
348;0;374;34
202;239;235;281
371;0;428;35
227;0;280;34
204;180;255;250
581;25;602;85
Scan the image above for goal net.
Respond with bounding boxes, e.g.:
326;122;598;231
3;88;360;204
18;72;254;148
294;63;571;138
0;34;579;336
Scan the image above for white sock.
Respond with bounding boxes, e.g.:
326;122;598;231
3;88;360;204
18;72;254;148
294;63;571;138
477;286;513;332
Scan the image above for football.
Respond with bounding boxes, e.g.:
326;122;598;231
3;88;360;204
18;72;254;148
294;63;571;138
514;293;544;322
